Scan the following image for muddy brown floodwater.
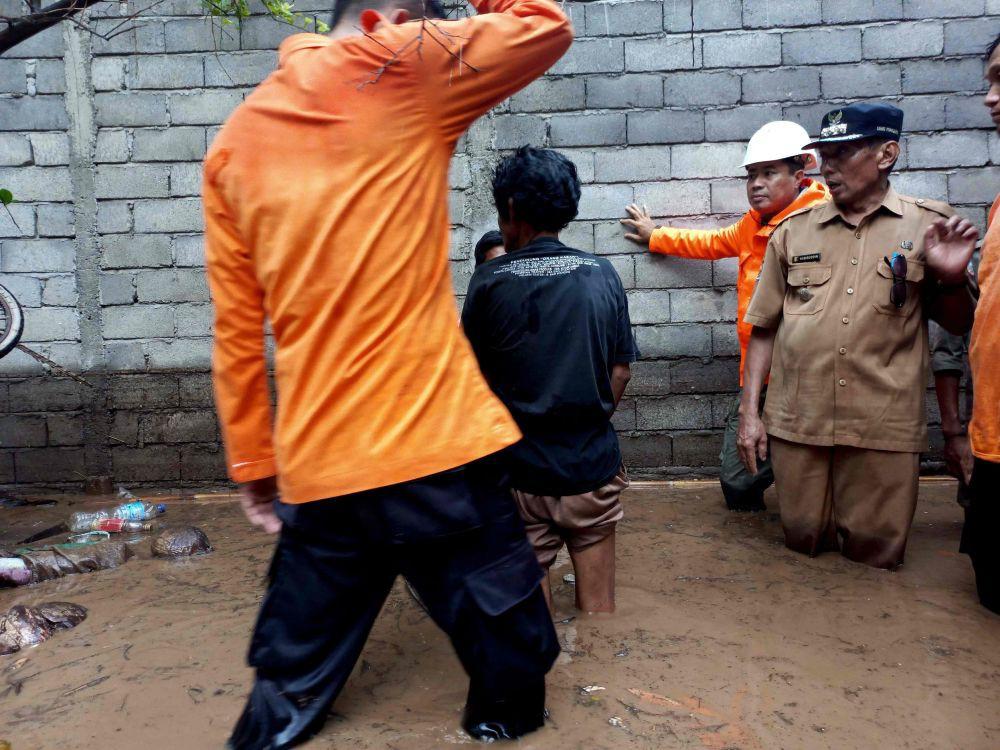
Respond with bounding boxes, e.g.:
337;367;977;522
0;481;998;750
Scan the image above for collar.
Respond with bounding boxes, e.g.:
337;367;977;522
816;184;903;225
750;179;830;237
509;236;567;255
278;34;333;65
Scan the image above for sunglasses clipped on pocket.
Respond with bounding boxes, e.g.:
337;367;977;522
884;252;907;308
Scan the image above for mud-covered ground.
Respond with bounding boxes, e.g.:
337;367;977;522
0;480;997;750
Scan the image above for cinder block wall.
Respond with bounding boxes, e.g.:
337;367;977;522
0;0;996;490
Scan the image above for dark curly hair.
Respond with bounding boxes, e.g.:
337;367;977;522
473;230;504;266
492;146;581;233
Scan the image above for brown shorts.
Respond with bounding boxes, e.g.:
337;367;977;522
512;467;628;569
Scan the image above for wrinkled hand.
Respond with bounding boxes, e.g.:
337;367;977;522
924;215;978;285
737;410;768;476
238;475;281;534
943;434;974;486
620;203;656;246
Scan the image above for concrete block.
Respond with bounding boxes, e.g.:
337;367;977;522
109;374;179;408
714;256;739;287
782;28;862;65
635;254;713;288
144;338;212;369
670;358;740;392
136;268;210;303
903;0;984;18
705;104;782;142
15;447;86;483
130;55;206;89
168;90;244;126
627;361;672;395
133;198;204;233
907;132;989;168
670;288;737;323
893;95;946;131
95;129;130;163
822;62;901;99
893;170;948;202
606;254;635;287
672;431;723;467
34;60;66;94
595;220;647;255
27;133;69;166
204;51;279;86
634;180;710;215
663;0;694;32
560;221;595;252
92;19;165;54
180;444;227;481
105;341;146;371
781;101;835;132
101;234;173;269
594;145;669;182
142;411;218;443
902;58;986;94
710;180;748;214
104;305;175;339
170;163;204;197
671;142;745;178
0;134;32;166
8;378;84;411
42;275;77;306
624;36;696;72
0;204;34;238
949;167;1000;204
586;74;663;109
450;155;471;190
944;18;1000;55
179;372;215;407
99;272;136;305
163;18;239;52
945;94;992;130
22;306;80;342
510;77;586;113
626;290;671;324
1;239;75;272
584;1;662;36
0;96;68;132
175;303;214;337
693;0;741;30
634;324;712;358
550;39;624;75
96;164;170;200
577;183;634;220
863;21;943;60
550;113;626;147
450;259;473;296
112;445;181;481
239;15;299;49
822;0;902;23
703;32;781;68
620;432;672;467
627;109;704;145
493;115;546;149
664;71;740;106
638;394;713;430
174;234;205;267
712;323;740;356
46;413;84;446
0;60;26;94
742;67;820;103
92;57;126;91
95;92;170;127
37;204;75;237
743;0;821;27
555;149;596;183
0;274;42;307
611;399;636;432
97;201;133;234
3;24;64;58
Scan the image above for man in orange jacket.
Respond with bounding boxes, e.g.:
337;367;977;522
620;121;829;512
204;0;572;746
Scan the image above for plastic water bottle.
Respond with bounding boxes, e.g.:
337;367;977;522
69;510;111;532
112;501;166;521
93;518;157;533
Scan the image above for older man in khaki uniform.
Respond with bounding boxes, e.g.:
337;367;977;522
738;103;978;569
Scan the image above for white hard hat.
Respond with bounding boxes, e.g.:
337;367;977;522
740;120;818;171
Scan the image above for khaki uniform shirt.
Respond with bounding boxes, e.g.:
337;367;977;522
744;187;955;453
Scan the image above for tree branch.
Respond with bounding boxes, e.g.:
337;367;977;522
0;0;106;53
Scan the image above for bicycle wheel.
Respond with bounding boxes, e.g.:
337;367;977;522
0;283;24;358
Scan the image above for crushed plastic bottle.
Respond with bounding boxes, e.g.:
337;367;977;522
69;510;111;533
93;518;157;533
112;501;166;521
117;485;138;501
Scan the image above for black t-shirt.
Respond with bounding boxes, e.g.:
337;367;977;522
461;237;639;496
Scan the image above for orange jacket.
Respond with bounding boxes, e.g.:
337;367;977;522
204;0;572;503
648;179;830;384
970;194;1000;461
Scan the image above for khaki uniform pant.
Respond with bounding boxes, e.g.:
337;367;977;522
770;438;919;570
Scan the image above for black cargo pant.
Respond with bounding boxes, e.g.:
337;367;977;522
229;461;560;749
961;458;1000;615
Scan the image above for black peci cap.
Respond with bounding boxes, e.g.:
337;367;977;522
804;102;904;148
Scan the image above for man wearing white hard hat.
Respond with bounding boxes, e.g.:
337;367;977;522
621;121;829;512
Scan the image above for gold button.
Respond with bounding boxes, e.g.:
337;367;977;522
855;231;862;239
839;347;847;354
839;379;847;386
847;288;854;294
842;316;849;324
803;277;810;283
851;258;858;265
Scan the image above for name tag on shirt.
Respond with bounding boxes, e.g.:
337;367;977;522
792;253;822;263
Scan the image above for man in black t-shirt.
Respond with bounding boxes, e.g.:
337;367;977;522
461;147;639;614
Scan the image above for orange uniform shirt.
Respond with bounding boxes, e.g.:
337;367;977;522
970;195;1000;462
648;179;830;383
203;0;572;504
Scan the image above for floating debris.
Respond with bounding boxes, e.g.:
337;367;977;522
580;685;605;694
152;526;212;558
608;716;627;729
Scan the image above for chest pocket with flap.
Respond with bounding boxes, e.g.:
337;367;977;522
874;257;924;317
784;264;832;316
